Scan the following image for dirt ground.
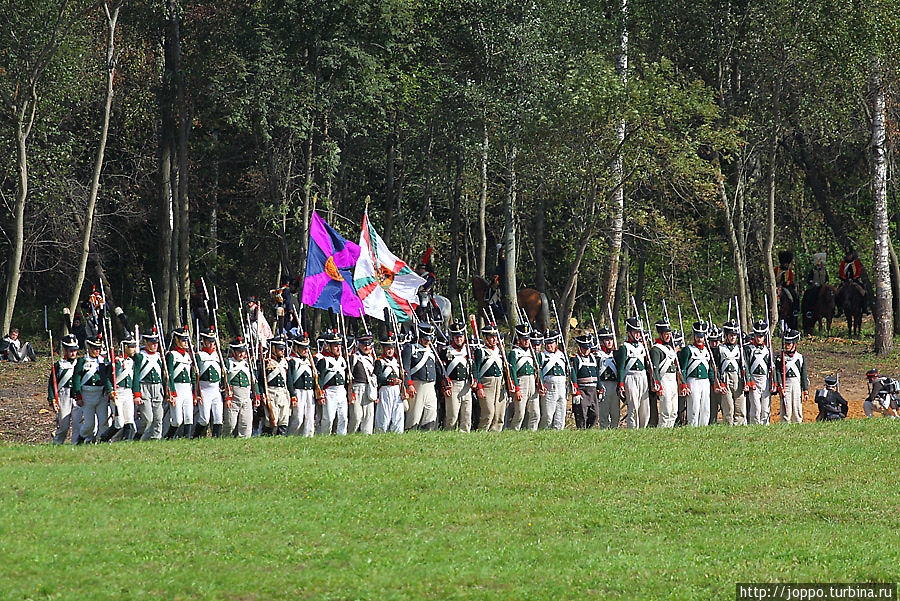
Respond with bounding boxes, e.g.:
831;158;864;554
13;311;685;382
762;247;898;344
2;328;898;444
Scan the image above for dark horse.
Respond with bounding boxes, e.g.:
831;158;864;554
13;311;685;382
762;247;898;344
836;280;864;338
801;284;836;336
471;276;550;331
777;285;798;331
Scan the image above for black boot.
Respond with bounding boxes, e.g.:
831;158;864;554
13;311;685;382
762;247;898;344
275;425;287;436
193;424;208;439
121;424;136;441
164;425;178;439
100;426;119;442
211;424;222;438
260;425;274;436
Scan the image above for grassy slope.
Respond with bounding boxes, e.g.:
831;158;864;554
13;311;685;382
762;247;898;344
1;423;899;601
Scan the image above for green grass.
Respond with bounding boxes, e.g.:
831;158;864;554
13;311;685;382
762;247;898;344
1;422;899;601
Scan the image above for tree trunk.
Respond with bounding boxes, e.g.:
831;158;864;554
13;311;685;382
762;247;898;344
763;81;780;329
601;0;628;312
67;0;121;320
478;117;488;278
888;239;900;336
871;58;892;354
611;240;630;341
448;147;463;303
299;126;314;273
561;225;595;341
535;192;546;293
717;163;750;331
383;113;397;245
174;6;191;321
503;144;518;329
209;128;219;273
1;107;32;335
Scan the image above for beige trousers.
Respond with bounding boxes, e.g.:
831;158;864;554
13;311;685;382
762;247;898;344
445;379;473;432
478;376;505;431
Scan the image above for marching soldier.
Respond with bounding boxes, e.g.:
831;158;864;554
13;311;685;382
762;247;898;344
774;329;808;423
224;339;257;438
474;324;506;431
713;320;746;425
259;337;291;435
316;331;348;435
287;335;317;437
594;327;619;429
440;322;473;432
744;320;773;425
507;325;539;431
649;320;679;428
195;329;225;438
101;335;138;441
615;317;652;429
164;327;196;439
133;329;166;440
375;332;405;433
678;322;716;427
402;323;440;431
707;325;724;424
348;334;377;434
538;330;567;429
571;334;600;429
71;336;110;444
49;334;82;444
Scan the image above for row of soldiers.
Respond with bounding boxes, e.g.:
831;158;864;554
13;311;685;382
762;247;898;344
48;311;816;443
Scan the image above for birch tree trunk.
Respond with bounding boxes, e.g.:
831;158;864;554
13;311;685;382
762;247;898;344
478;117;488;278
763;80;780;329
871;58;893;354
503;144;518;328
67;0;122;320
174;6;191;319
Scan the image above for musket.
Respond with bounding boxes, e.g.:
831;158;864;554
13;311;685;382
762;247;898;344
607;302;618;348
641;299;661;390
256;306;278;427
764;294;776;390
733;295;751;393
148;278;171;402
690;282;702;322
551;299;577;397
486;305;516;395
45;306;60;412
629;297;657;389
458;294;476;377
99;279;118;428
413;312;451;394
293;302;323;402
337;308;355;404
519;305;546;396
779;319;787;398
389;311;409;401
707;311;724;392
662;300;687;396
212;286;233;401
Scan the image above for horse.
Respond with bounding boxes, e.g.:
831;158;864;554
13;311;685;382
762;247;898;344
471;276;550;331
415;288;452;331
836;280;864;338
777;285;798;331
801;284;836;336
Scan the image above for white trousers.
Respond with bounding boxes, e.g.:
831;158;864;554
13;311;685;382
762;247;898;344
166;382;194;428
508;374;539;431
113;388;135;428
375;385;404;433
197;381;223;426
624;372;650;429
138;382;165;440
781;377;803;423
658;373;678;428
747;374;770;425
539;376;567;430
687;377;710;427
348;383;376;434
53;389;84;445
288;389;316;436
224;385;253;438
80;385;108;440
318;385;348;435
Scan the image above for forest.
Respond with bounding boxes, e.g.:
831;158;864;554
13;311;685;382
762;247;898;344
1;0;899;351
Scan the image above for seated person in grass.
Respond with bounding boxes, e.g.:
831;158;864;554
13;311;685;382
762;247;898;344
1;328;36;362
814;375;847;421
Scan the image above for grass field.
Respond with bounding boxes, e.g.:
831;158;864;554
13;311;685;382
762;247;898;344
1;422;899;600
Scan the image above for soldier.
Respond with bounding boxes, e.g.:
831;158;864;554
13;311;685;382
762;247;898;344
838;249;868;313
538;330;567;430
744;320;773;425
259;337;291;435
317;331;348;435
678;322;715;427
101;335;138;441
133;329;166;440
672;329;688;426
774;250;799;316
506;325;539;430
401;323;440;430
571;334;599;429
807;253;828;289
49;334;81;445
71;336;109;444
441;322;473;432
591;327;618;429
375;332;405;433
224;339;257;438
195;329;225;438
773;329;808;423
287;335;317;437
163;328;196;439
863;369;898;418
814;375;848;421
713;320;746;425
649;320;679;428
707;326;724;424
474;324;506;431
615;317;652;429
348;334;377;434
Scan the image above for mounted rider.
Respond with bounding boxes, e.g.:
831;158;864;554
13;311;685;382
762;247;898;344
774;250;799;317
806;252;828;289
415;247;439;322
838;249;869;313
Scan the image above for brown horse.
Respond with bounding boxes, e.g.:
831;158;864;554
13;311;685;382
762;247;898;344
801;284;836;336
471;276;550;331
836;280;864;338
777;285;798;331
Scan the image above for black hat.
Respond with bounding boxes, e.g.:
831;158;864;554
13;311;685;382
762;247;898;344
783;329;800;344
482;324;499;337
722;320;739;335
449;321;465;336
530;331;544;343
86;336;103;349
778;250;794;265
625;317;642;332
380;332;397;345
707;326;722;341
269;336;287;348
291;333;310;348
575;334;593;347
655;319;671;333
752;320;768;336
544;330;560;343
866;368;880;380
824;375;838;387
199;327;217;342
596;326;614;340
172;327;190;339
60;334;79;350
323;330;342;344
692;321;708;337
356;334;374;345
229;338;248;353
120;335;137;348
141;327;160;342
673;329;685;346
514;324;531;339
417;323;435;340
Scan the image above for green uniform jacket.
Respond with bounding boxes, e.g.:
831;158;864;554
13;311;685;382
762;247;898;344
288;355;316;393
439;345;472;381
473;345;503;383
113;356;134;390
71;355;111;395
615;341;650;385
678;345;715;383
773;351;809;391
166;349;195;394
375;356;403;386
507;345;536;386
649;342;678;376
47;359;76;401
131;351;164;394
225;357;259;397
